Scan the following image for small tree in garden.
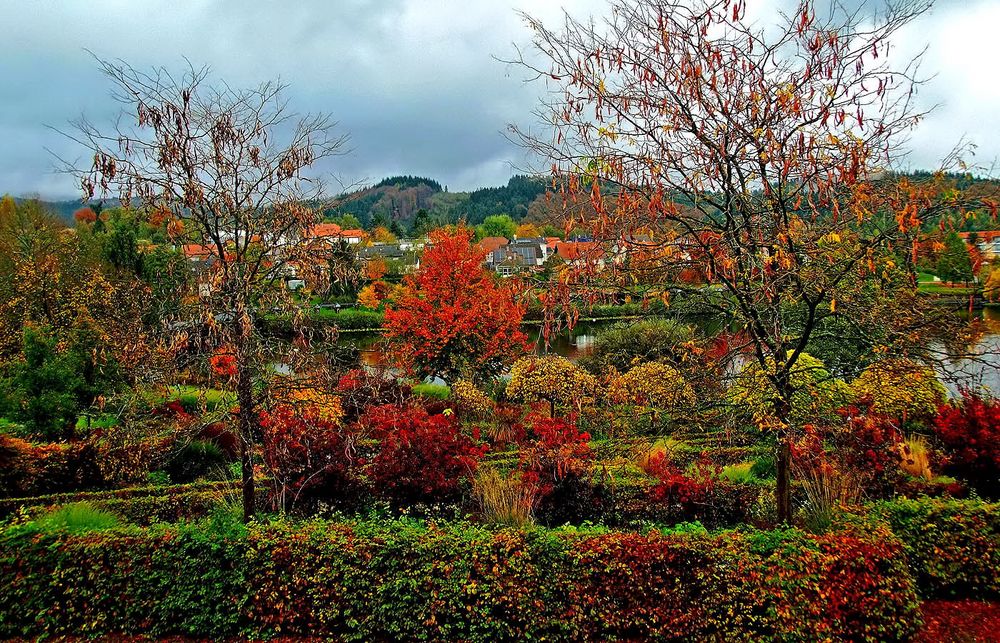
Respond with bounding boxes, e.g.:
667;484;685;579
364;405;487;503
384;228;529;383
507;355;598;417
852;358;946;422
260;404;355;513
934;390;1000;494
68;59;348;521
510;0;996;522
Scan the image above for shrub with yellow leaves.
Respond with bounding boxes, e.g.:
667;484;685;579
852;358;945;421
450;379;494;420
729;352;853;429
607;361;696;413
507;355;597;415
283;386;345;424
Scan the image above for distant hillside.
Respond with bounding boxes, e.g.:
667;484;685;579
322;175;548;230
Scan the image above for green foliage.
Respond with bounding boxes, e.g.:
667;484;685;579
866;497;1000;598
935;231;973;283
165;440;229;484
28;502;120;534
475;214;517;240
579;318;695;374
0;327;120;440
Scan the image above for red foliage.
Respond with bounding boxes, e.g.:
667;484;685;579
383;228;529;381
916;599;1000;643
335;368;411;422
835;407;903;476
365;405;486;502
518;416;593;489
645;451;719;508
73;207;97;225
259;404;354;510
934;390;1000;492
210;349;238;377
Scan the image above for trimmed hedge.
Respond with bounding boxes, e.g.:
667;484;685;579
867;497;1000;598
0;519;920;641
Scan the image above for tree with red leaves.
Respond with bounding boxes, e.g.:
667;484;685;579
510;0;997;523
384;227;529;383
73;207;97;225
934;390;1000;494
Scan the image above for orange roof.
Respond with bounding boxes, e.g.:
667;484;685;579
306;223;343;238
545;237;561;249
340;229;367;239
182;244;214;259
959;231;1000;242
555;241;599;261
477;236;509;254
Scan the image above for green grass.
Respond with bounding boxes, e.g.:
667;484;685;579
412;383;451;400
30;502;121;533
143;385;235;412
916;272;937;283
917;282;978;295
720;461;757;483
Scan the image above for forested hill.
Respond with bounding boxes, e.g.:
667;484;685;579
321;174;547;231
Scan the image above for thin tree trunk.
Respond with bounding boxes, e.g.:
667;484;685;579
236;351;257;523
775;436;792;524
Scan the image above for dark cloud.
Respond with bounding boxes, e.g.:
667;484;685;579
0;0;996;200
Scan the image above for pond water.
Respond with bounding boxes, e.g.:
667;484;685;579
331;310;1000;392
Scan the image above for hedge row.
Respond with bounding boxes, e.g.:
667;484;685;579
0;480;238;519
866;497;1000;597
0;518;919;641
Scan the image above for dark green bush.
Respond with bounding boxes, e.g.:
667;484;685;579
867;497;1000;597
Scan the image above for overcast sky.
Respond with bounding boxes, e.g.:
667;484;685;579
1;0;997;200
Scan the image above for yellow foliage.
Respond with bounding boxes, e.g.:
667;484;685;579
852;358;945;419
451;379;494;419
507;355;597;410
284;386;344;424
729;352;852;429
607;361;695;411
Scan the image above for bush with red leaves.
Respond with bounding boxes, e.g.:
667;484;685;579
260;404;355;512
646;451;720;510
366;405;486;503
518;416;593;490
934;390;1000;495
335;368;411;422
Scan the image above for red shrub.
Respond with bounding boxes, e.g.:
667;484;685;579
209;349;238;378
934;390;1000;493
518;416;593;490
335;369;411;422
646;451;720;510
260;404;355;511
366;405;486;503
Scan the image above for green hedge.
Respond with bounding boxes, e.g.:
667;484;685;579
867;497;1000;598
0;519;919;641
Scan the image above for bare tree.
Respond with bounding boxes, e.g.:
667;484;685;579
510;0;997;522
65;58;349;521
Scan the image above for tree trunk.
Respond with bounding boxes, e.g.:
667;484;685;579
775;436;792;524
774;376;794;525
236;358;257;523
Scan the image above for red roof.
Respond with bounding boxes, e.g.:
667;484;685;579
306;223;343;238
182;244;215;259
477;236;509;254
556;241;600;261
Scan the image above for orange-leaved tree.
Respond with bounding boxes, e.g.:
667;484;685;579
384;228;529;383
511;0;997;522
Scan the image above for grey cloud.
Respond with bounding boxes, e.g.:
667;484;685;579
0;0;996;201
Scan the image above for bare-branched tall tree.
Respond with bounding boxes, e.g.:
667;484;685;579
510;0;997;522
66;58;348;521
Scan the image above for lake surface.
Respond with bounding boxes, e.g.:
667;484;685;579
337;311;1000;394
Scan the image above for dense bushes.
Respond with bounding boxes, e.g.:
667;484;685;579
0;518;922;641
867;497;1000;598
934;390;1000;494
